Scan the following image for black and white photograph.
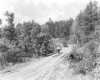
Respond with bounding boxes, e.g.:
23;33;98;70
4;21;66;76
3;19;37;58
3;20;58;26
0;0;100;80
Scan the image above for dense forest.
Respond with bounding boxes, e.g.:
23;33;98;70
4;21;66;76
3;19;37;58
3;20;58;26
0;1;100;76
0;10;73;68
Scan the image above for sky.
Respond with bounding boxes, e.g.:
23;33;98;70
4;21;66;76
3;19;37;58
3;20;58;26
0;0;99;24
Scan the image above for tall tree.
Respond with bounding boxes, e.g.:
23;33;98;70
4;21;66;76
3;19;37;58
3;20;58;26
3;11;17;44
76;1;100;35
46;18;56;38
16;21;41;56
73;1;100;45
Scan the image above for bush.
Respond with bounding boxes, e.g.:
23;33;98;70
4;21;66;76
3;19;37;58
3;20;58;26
35;33;55;56
0;44;9;69
5;48;32;64
67;41;100;75
0;44;9;52
0;46;32;68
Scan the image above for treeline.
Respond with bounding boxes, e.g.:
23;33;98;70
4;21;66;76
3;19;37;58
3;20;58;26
0;11;73;68
71;1;100;46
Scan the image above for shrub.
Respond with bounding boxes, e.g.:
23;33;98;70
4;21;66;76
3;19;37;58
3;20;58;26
67;41;100;75
0;46;31;68
0;44;9;52
35;33;55;56
5;48;32;64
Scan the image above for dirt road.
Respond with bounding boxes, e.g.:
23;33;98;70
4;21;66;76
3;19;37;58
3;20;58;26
0;45;91;80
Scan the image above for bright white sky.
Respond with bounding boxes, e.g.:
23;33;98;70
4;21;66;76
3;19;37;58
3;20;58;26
0;0;99;24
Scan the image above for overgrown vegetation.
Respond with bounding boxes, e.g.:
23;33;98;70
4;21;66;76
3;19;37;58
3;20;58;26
0;1;100;77
0;7;73;69
66;1;100;77
71;1;100;46
67;41;100;76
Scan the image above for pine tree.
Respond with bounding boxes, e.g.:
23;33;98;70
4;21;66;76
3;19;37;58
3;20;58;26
3;11;17;43
73;1;100;45
77;1;100;35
